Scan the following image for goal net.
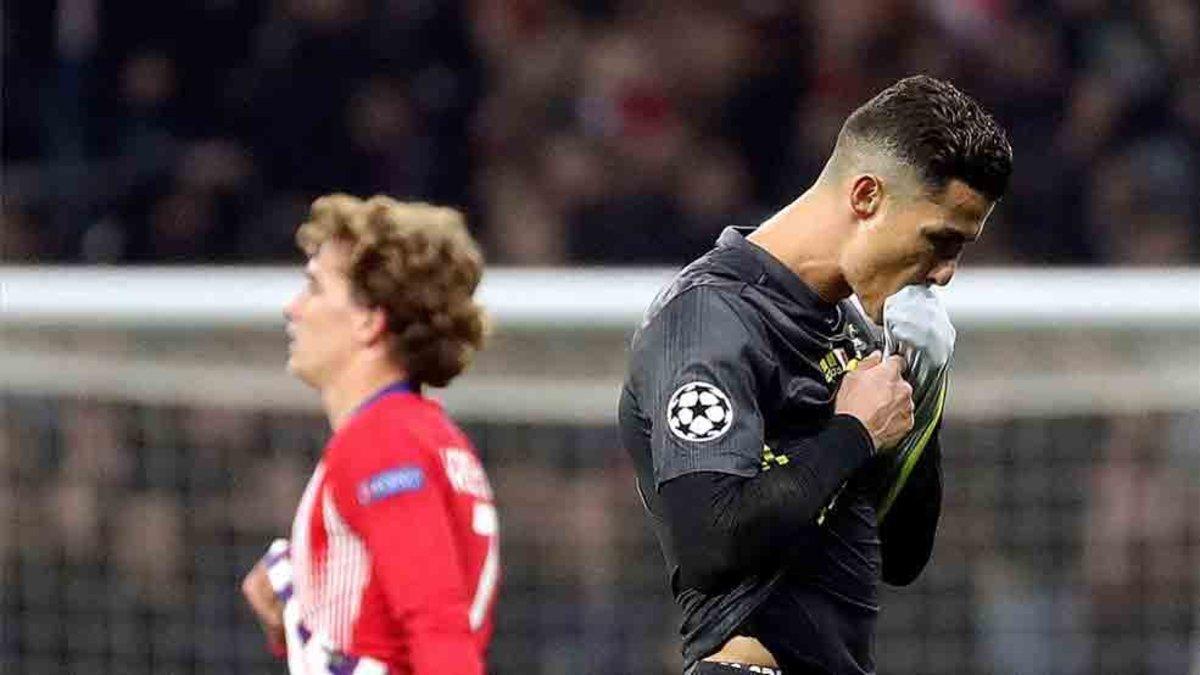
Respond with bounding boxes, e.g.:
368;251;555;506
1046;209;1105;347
2;266;1197;674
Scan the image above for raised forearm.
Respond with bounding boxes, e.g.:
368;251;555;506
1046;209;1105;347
662;415;874;592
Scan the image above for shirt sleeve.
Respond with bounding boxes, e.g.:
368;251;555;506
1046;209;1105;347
661;415;876;592
326;428;483;675
632;286;773;487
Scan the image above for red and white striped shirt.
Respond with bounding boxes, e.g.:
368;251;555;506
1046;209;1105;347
282;385;498;673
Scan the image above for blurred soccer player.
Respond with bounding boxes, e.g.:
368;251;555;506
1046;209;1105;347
619;76;1012;674
241;195;498;674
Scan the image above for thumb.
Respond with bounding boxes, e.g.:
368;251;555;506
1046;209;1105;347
857;350;883;370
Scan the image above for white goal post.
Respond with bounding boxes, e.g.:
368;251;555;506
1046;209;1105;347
2;266;1198;422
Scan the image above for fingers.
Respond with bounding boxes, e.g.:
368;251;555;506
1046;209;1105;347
883;354;906;376
240;566;261;604
241;563;283;626
266;624;286;652
857;351;884;369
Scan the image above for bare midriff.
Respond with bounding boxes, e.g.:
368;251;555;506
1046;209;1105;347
702;635;779;668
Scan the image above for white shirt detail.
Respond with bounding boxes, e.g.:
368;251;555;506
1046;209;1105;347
288;462;373;664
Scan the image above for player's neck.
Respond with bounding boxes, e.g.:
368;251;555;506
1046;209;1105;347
321;361;410;431
748;188;853;304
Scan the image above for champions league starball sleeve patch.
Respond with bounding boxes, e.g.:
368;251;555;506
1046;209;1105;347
666;382;734;442
357;466;425;505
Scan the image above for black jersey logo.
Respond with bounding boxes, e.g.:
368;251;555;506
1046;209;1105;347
818;348;861;384
667;382;734;442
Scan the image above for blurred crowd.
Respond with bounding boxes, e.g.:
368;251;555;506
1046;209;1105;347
3;0;1197;266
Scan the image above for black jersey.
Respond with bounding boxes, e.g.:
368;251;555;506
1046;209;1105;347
618;227;942;673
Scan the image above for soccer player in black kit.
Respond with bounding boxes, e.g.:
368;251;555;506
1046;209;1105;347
619;76;1013;674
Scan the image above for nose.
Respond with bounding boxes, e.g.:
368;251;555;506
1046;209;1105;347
928;260;957;287
284;293;300;323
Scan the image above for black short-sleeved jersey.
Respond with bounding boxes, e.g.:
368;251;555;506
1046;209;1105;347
619;227;941;673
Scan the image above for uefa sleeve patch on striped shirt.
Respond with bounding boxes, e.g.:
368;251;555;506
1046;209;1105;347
357;466;424;505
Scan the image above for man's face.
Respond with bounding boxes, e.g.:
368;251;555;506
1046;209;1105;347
842;178;993;323
283;240;371;388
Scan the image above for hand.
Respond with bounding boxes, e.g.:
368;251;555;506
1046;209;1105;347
883;285;956;386
241;560;285;650
835;351;914;452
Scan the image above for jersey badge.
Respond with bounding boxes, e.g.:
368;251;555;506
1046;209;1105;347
818;347;861;384
667;382;733;442
357;466;425;505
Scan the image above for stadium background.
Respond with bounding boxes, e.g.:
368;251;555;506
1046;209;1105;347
2;1;1198;673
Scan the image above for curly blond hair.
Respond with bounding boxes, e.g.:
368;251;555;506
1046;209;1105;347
297;194;487;388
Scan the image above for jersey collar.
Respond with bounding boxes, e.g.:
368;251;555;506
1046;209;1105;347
715;226;840;313
353;380;414;417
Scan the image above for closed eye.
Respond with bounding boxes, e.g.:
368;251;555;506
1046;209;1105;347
925;231;966;258
305;271;321;293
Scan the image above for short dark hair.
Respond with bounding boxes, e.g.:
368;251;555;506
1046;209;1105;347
839;75;1013;201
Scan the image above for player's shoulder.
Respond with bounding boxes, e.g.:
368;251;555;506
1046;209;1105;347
331;393;464;465
639;261;754;338
627;275;768;391
323;393;490;506
629;238;770;356
367;393;464;441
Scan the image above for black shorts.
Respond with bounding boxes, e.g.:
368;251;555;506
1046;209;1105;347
685;662;784;675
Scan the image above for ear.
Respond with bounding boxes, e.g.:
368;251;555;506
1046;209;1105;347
354;305;391;347
849;175;883;220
